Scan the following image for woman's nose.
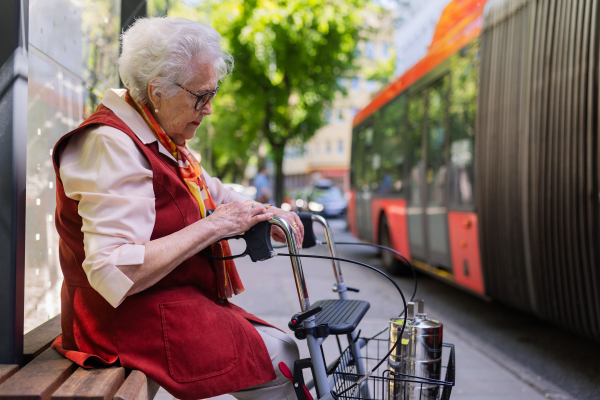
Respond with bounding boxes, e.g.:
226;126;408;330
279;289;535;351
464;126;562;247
202;101;212;115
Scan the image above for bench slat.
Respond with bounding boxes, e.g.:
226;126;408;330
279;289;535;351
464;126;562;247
0;348;77;400
51;367;124;400
0;367;18;386
113;371;159;400
23;316;62;365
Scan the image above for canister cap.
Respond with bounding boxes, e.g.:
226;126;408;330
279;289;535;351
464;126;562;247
406;302;415;319
414;299;426;317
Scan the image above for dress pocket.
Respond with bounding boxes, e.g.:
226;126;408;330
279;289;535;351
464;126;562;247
160;298;238;382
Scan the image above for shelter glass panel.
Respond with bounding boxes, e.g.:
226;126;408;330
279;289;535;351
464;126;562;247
25;0;121;333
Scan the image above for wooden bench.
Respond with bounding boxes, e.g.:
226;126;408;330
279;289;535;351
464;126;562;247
0;315;159;400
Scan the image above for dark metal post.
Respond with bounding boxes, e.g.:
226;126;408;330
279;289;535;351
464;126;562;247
120;0;147;87
121;0;147;34
0;0;28;366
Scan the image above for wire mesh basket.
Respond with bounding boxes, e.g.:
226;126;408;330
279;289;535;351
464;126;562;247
327;330;455;400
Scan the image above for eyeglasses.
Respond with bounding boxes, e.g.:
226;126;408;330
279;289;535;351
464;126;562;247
176;84;220;111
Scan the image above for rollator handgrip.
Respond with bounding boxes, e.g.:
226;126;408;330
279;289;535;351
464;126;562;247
206;210;275;262
239;221;275;262
297;212;318;249
289;306;323;331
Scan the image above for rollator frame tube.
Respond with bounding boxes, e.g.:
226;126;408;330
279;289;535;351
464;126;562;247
270;216;310;312
270;217;331;397
311;215;345;286
311;216;370;398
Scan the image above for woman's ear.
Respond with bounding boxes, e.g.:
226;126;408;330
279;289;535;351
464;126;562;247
147;79;162;110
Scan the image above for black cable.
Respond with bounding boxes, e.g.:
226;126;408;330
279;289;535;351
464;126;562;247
201;248;247;260
276;252;407;397
334;241;418;302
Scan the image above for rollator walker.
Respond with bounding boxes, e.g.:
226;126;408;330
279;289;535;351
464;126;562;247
232;214;456;400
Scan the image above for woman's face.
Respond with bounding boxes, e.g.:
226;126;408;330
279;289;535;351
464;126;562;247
148;61;218;146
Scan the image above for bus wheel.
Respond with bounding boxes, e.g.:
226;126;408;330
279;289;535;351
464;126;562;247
379;214;409;275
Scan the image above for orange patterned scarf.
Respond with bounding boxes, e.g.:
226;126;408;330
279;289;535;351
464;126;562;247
124;91;244;299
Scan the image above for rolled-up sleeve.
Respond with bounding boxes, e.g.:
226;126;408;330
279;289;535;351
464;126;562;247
59;126;155;308
202;167;251;206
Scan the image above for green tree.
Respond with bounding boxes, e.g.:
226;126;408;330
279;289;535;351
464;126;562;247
199;0;364;205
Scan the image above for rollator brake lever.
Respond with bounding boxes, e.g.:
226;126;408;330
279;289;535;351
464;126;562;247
289;306;323;330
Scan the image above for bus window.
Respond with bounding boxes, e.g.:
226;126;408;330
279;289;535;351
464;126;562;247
448;38;480;209
426;77;451;266
351;120;376;241
407;92;426;207
427;78;449;209
362;126;375;191
406;91;426;258
351;122;374;192
375;95;406;195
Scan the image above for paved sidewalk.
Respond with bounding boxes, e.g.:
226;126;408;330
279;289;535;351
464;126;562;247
156;221;570;400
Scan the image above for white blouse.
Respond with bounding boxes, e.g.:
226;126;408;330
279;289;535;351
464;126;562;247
59;89;249;308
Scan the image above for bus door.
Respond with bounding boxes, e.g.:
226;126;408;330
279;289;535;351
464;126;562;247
406;92;427;259
355;125;374;241
424;78;452;269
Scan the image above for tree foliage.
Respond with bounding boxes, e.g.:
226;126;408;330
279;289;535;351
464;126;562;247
191;0;364;205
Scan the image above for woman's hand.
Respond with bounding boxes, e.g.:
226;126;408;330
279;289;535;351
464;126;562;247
209;201;273;238
268;207;304;249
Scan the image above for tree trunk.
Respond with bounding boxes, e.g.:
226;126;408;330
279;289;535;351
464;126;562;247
233;160;248;184
272;144;285;207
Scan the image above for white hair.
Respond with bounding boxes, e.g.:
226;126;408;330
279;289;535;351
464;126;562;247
119;17;233;106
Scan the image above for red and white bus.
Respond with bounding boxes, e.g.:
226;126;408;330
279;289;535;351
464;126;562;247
348;0;600;340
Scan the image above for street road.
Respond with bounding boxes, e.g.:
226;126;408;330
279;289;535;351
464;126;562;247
310;220;600;400
157;218;600;400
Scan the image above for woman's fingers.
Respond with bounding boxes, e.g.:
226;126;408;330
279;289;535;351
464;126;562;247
270;226;286;243
286;213;303;249
249;212;273;228
248;203;266;216
277;212;302;249
292;213;304;244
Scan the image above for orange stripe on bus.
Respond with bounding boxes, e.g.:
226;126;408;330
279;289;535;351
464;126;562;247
353;0;487;127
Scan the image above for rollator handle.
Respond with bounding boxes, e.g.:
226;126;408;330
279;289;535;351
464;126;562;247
289;306;323;331
297;212;318;249
206;210;275;262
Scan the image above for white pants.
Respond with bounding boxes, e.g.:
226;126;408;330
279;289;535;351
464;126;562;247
229;322;300;400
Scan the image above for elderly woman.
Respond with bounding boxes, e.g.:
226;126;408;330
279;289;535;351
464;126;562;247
51;17;305;400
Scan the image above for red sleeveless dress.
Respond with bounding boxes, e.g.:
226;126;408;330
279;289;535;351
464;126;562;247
51;104;275;399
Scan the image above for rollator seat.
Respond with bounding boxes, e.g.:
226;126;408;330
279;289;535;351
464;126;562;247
310;299;370;335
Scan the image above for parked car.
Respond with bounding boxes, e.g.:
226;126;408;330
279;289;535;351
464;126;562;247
306;180;347;218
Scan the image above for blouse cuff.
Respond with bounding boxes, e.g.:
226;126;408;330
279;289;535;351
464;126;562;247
94;266;135;308
87;244;145;308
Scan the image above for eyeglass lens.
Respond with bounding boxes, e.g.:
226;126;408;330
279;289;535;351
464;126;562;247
195;92;216;111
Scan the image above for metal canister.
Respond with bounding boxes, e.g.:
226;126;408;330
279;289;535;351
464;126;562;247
387;303;415;399
405;301;443;400
389;302;415;363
